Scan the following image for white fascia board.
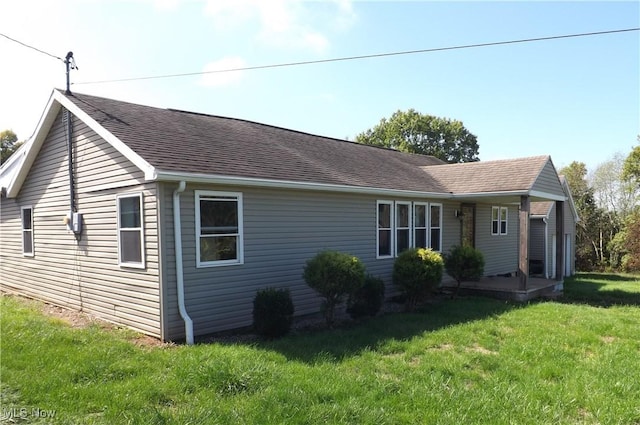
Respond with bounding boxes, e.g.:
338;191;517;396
529;190;566;202
154;171;453;199
6;92;61;198
53;90;157;181
451;190;528;199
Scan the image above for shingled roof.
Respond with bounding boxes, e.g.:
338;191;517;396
64;92;450;193
421;156;552;194
2;89;568;201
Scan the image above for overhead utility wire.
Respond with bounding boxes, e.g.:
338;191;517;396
0;33;64;62
74;27;639;86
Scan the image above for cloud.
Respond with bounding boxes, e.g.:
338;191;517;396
203;0;354;53
199;56;247;87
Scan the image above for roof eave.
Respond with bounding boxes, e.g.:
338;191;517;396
154;171;454;199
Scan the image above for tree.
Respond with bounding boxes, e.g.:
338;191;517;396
590;152;637;218
1;130;22;164
560;162;610;270
622;138;640;189
355;109;480;163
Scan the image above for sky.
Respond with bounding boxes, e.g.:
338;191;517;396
1;0;638;173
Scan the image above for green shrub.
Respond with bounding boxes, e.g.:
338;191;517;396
393;248;443;310
444;245;485;299
252;287;294;338
303;250;366;327
347;275;386;319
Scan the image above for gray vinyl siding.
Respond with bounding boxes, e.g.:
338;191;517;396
161;184;459;340
474;203;518;276
563;201;576;275
545;206;557;279
530;219;545;263
532;160;565;198
0;110;161;337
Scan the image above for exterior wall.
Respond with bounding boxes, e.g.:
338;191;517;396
530;218;545;264
0;110;161;337
563;201;576;276
474;203;519;276
161;183;460;340
545;207;557;279
532;160;565;198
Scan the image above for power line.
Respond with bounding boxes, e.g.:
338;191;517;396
0;33;64;62
74;27;639;86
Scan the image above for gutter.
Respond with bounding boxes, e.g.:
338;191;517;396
173;181;194;345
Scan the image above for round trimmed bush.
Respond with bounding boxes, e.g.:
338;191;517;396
303;250;366;327
347;274;386;319
393;248;443;310
444;245;485;299
252;287;294;338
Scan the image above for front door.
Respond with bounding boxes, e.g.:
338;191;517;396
461;204;476;247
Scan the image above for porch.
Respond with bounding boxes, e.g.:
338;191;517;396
441;276;563;302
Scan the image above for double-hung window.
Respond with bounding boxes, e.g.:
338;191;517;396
196;191;244;267
377;200;443;258
395;202;411;255
377;201;393;258
413;203;428;249
430;203;442;251
117;193;145;268
491;206;508;235
21;206;34;256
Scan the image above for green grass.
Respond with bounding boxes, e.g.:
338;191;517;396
1;273;639;424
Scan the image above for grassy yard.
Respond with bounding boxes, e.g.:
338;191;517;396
1;273;639;424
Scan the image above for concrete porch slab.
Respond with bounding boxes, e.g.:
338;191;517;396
441;276;563;302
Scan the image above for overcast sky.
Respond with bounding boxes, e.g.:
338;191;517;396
1;0;638;172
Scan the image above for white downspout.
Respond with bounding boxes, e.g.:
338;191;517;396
173;181;194;345
542;217;549;279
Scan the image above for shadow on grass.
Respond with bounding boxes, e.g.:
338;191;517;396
253;296;518;364
559;273;640;308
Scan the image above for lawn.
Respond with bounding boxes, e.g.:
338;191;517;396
1;273;639;424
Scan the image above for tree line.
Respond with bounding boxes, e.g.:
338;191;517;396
560;140;640;272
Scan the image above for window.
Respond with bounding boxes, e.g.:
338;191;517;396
492;206;508;235
413;203;428;249
395;202;411;255
196;191;243;267
378;200;443;258
117;193;145;268
21;206;33;256
430;204;442;252
377;201;393;258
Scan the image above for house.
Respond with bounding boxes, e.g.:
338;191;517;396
0;89;577;343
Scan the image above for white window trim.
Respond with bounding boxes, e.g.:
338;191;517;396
195;190;244;268
21;205;34;257
117;193;145;269
491;206;508;236
429;203;443;252
376;200;394;259
413;202;429;249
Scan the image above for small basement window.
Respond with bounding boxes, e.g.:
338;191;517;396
117;193;145;268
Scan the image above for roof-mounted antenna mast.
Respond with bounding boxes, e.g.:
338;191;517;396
64;51;78;94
